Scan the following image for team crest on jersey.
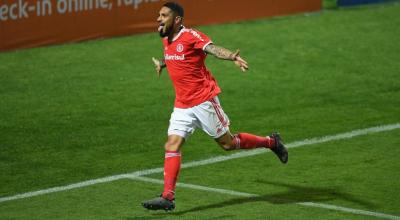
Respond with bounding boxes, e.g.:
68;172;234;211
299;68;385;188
176;44;184;52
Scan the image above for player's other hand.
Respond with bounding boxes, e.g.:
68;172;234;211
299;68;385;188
152;57;162;77
232;50;248;72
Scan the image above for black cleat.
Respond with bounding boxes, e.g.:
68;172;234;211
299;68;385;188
142;196;175;211
270;133;288;164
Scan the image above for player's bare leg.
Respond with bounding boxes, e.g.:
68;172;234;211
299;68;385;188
215;131;288;163
215;130;236;150
164;134;185;151
142;135;184;211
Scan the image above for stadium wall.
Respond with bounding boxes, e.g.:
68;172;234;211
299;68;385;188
0;0;321;52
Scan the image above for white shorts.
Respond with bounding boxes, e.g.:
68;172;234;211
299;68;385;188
168;96;230;139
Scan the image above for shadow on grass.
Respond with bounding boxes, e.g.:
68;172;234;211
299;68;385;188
126;217;166;220
126;214;234;220
168;180;375;216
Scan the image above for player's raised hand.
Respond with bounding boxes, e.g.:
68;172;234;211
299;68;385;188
232;50;248;72
152;57;163;77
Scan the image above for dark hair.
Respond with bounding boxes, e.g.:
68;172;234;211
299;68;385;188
163;2;184;17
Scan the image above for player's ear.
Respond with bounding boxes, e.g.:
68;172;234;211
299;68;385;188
175;16;183;24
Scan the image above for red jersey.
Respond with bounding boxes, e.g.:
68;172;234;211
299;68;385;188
162;27;221;108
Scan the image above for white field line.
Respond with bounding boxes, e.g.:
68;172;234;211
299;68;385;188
132;176;400;220
133;176;259;198
298;202;400;220
1;123;399;203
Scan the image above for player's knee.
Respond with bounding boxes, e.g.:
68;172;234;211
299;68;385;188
164;141;179;151
164;137;184;151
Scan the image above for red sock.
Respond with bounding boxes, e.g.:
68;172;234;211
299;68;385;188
162;151;181;201
233;133;275;149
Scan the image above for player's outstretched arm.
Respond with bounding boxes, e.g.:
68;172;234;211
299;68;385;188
151;57;166;77
204;44;248;72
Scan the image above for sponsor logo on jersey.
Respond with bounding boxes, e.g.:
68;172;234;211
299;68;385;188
165;54;185;60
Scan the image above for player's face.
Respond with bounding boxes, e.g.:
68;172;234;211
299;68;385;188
157;7;175;38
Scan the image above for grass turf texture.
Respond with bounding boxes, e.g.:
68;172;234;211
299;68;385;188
1;2;400;219
324;0;338;8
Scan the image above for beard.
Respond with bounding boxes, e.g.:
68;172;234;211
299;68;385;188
158;23;172;38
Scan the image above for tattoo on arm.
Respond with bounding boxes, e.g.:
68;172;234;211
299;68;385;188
204;44;235;61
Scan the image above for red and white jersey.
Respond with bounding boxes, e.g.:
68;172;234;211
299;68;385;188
162;27;221;108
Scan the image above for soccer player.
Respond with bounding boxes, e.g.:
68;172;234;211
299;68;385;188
142;2;288;211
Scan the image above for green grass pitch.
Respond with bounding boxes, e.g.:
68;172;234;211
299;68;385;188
1;2;400;219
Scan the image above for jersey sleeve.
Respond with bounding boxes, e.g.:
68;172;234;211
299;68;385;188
189;29;213;51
